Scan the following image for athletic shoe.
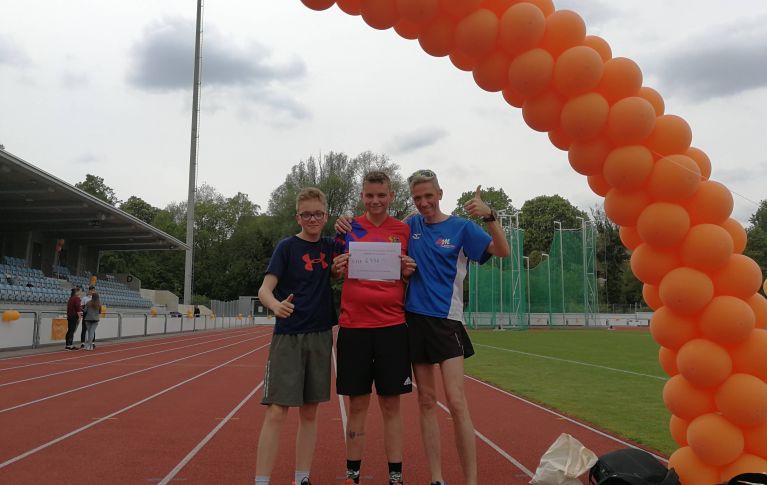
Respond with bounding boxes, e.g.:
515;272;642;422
79;344;85;348
290;479;312;485
343;480;357;485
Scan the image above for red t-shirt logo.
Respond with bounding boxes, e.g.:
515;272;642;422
302;252;328;271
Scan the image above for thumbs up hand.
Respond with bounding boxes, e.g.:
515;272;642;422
273;293;295;319
463;185;492;220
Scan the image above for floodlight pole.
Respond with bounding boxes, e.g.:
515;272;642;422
498;210;510;329
523;255;530;327
554;221;565;325
576;216;587;325
184;0;204;305
542;252;551;327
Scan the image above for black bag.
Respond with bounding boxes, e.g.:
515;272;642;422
725;473;767;485
589;448;680;485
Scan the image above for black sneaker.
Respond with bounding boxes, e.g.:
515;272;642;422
79;344;85;349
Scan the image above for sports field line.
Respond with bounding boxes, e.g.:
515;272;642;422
0;343;270;470
464;375;668;463
0;334;270;414
474;343;667;381
0;328;254;371
158;381;264;485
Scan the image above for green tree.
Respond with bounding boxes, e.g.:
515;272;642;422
120;196;159;224
590;206;638;311
75;174;119;205
745;200;767;276
519;195;588;259
452;186;515;222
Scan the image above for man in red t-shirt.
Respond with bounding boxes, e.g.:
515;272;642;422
332;171;416;485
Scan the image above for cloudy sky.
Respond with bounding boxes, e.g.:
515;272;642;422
1;0;766;225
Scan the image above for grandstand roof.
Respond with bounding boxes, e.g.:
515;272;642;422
0;149;188;251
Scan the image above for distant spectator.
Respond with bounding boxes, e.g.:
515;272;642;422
65;287;82;351
194;305;200;317
82;292;101;351
80;286;95;349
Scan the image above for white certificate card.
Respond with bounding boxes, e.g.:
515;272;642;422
347;241;401;281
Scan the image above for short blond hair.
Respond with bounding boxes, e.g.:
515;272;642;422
363;170;392;190
295;187;327;211
407;169;440;191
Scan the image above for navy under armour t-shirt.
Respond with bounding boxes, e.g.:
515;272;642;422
265;235;337;335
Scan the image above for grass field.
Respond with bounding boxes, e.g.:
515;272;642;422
464;328;674;455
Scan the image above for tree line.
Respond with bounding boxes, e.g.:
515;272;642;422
75;152;767;310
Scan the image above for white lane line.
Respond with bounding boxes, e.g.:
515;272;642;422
0;334;270;413
332;346;348;440
0;343;270;470
474;343;667;381
464;375;668;463
158;381;263;485
0;328;256;371
0;329;271;387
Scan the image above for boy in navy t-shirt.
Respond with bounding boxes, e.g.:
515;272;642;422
255;187;337;485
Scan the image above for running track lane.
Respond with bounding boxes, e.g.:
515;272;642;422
0;327;659;484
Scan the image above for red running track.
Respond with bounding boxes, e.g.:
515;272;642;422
0;326;662;484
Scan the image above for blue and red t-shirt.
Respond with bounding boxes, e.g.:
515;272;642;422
265;235;337;335
405;215;491;322
336;215;409;328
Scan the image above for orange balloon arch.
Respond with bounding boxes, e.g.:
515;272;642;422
300;0;765;481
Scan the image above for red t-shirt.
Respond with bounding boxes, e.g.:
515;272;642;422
337;214;409;328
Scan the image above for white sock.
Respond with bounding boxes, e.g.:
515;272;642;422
294;470;310;484
254;475;269;485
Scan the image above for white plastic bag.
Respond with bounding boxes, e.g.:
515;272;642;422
530;433;598;485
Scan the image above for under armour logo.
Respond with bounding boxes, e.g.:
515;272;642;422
302;252;328;271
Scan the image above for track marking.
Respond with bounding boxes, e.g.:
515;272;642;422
0;329;271;387
464;375;668;463
0;335;269;414
0;343;269;470
157;382;263;485
0;328;256;370
474;343;667;381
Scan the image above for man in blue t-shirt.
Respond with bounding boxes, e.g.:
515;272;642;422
255;187;337;485
405;169;510;485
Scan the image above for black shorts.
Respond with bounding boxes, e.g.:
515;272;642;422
406;312;475;364
336;323;412;396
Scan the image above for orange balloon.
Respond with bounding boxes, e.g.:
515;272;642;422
636;202;690;248
680;224;734;271
501;85;524;108
643;283;662;310
455;9;498;60
722;218;747;254
418;16;456;57
394;18;422;39
646;114;692;157
663;375;716;420
731;328;767;380
659;346;679;376
548;127;573;151
748;293;767;329
302;0;336;11
336;0;362;15
525;0;555;17
441;0;482;18
659;267;714;316
716;373;767;426
637;86;665;116
677;339;732;388
647;155;701;202
568;137;611;176
473;51;511;92
687;413;744;466
650;306;698;350
481;0;516;17
685;181;734;226
713;254;764;300
582;35;611;61
685;147;712;180
561;92;609;141
743;419;767;457
553;46;604;97
499;3;546;55
607;97;657;146
508;48;554;97
699;296;755;345
587;173;610;197
396;0;439;24
522;90;563;132
670;414;689;447
619;225;642;251
597;57;642;103
540;10;586;57
669;447;720;485
630;243;680;285
603;145;654;191
360;0;398;30
449;48;475;70
720;454;767;482
603;188;650;227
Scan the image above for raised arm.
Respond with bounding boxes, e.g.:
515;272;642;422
463;185;510;258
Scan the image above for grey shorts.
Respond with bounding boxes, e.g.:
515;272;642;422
261;329;333;407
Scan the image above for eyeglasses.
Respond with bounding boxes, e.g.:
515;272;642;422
297;211;326;221
407;169;436;182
